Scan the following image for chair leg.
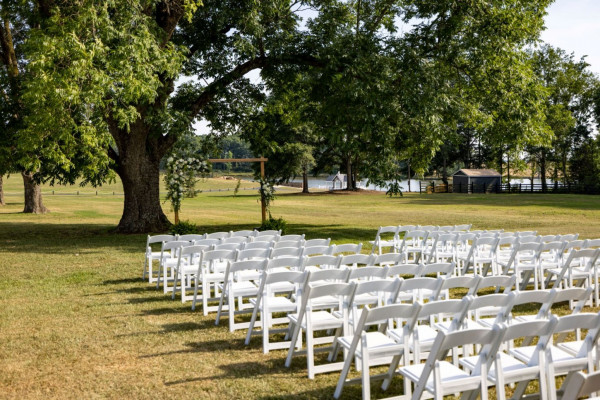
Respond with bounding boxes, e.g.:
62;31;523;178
306;328;315;379
333;349;355;399
285;322;302;368
361;336;371;400
262;312;270;354
143;256;148;280
245;302;260;346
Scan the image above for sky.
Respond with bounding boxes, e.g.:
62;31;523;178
193;1;600;135
541;0;600;74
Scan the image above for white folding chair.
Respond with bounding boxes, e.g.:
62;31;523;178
460;236;499;277
279;234;305;242
205;231;230;240
235;248;270;262
229;229;256;238
461;319;557;400
301;255;340;272
255;229;281;237
143;234;176;282
242;240;273;250
156;240;189;292
285;281;356;379
269;246;303;259
215;259;267;332
304;238;331;247
333;301;420;399
539;241;568;289
370;226;400;255
171;244;211;302
559;370;600;400
338;253;374;269
301;245;334;257
398;326;498;400
273;240;303;249
245;270;307;353
545;249;600;299
191;249;237;314
398;230;429;263
331;242;363;256
177;234;205;242
425;232;458;264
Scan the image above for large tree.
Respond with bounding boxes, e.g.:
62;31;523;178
0;1;48;213
18;0;553;232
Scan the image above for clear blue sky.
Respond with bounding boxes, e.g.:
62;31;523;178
542;0;600;74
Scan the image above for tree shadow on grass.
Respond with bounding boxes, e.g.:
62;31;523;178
0;222;143;254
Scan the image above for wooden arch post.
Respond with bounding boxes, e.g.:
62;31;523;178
207;157;269;223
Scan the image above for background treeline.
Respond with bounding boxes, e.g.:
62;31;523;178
1;1;598;232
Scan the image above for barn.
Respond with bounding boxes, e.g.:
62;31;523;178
452;169;501;193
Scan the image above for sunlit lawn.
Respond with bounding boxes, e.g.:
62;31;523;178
1;174;600;398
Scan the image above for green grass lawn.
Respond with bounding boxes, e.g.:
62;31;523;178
1;174;600;398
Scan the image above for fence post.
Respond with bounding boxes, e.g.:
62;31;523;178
419;182;422;194
432;182;435;193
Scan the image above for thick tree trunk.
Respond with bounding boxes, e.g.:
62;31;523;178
540;150;547;192
345;157;352;191
302;168;309;193
115;141;170;233
0;175;4;206
22;172;48;214
562;150;568;184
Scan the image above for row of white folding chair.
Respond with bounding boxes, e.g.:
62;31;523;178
370;225;473;255
335;301;600;400
164;241;361;303
143;230;308;282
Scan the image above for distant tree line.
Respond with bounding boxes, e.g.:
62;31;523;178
3;1;599;233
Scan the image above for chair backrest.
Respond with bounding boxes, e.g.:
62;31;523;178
499;232;517;238
511;289;555;319
386;263;423;278
419;262;455;278
205;231;230;240
440;275;481;297
373;252;403;267
397;277;443;302
243;241;273;250
214;242;244;251
269;247;303;259
225;259;268;282
179;244;210;257
469;292;515;324
161;240;190;258
273;240;303;249
517;231;538;237
307;268;351;284
518;235;541;244
338;254;374;268
201;249;237;263
236;248;270;261
584;238;600;249
349;278;402;311
477;232;499;239
417;225;437;232
416;297;471;331
302;255;340;270
551;313;600;358
475;274;516;295
437;225;455;232
193;238;220;247
330;243;362;256
304;238;331;247
147;234;176;246
375;225;400;238
558;233;579;242
539;234;559;243
279;234;305;242
551;287;593;314
302;245;333;257
252;234;278;243
229;230;256;238
255;229;281;237
398;225;417;234
454;224;472;232
177;234;205;242
302;281;355;312
266;256;303;271
221;236;248;245
347;266;387;282
559;370;600;400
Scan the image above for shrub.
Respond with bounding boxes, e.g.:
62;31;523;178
259;214;288;235
169;220;199;235
386;181;403;197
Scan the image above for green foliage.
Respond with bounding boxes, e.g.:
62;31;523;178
259;214;288;235
233;178;242;197
169;220;200;235
258;177;276;214
385;181;403;198
164;156;209;213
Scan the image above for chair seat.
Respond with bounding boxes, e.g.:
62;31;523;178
203;272;224;282
461;352;532;380
400;361;481;394
288;311;343;330
148;251;162;259
255;296;296;313
337;331;402;357
510;345;579;367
